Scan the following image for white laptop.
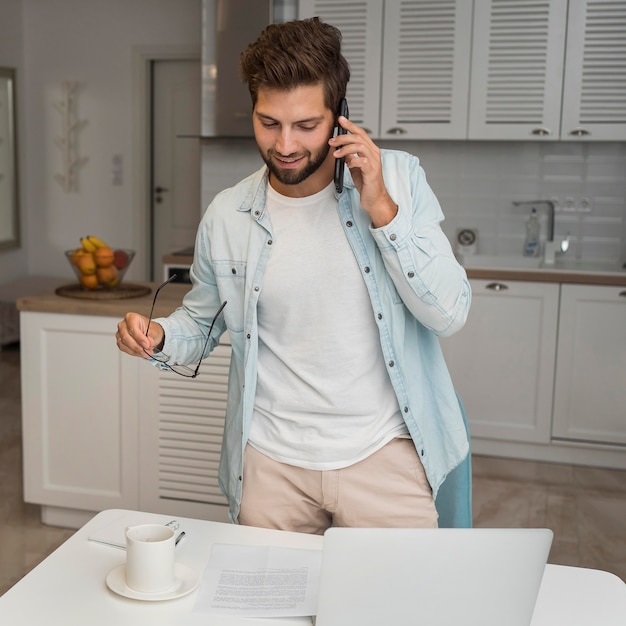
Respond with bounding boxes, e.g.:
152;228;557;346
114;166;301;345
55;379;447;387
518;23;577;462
315;527;553;626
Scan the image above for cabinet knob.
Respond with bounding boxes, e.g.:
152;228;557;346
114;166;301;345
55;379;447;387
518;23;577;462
569;127;590;137
386;127;407;135
486;282;509;292
531;128;552;136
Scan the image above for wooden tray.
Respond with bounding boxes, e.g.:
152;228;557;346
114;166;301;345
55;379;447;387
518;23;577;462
55;283;152;300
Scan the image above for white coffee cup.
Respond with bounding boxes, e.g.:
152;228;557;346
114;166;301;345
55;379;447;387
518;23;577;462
125;524;176;593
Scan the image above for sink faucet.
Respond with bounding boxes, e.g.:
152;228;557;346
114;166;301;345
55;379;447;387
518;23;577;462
512;199;569;264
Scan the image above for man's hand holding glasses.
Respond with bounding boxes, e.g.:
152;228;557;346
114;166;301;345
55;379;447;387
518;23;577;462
115;274;227;378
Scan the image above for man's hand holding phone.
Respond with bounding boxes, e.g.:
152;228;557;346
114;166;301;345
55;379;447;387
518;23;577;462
330;103;398;228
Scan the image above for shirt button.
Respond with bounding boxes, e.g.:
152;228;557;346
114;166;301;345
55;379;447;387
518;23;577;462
388;360;395;367
267;239;273;245
346;221;353;227
377;313;382;320
246;333;251;339
231;268;237;274
390;233;397;241
254;286;260;292
364;267;370;273
407;271;414;278
404;406;409;413
254;210;261;217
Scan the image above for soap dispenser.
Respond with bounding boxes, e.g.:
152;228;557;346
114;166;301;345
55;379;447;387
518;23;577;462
523;208;540;257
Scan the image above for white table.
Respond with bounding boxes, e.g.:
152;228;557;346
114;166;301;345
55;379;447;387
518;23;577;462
0;509;624;625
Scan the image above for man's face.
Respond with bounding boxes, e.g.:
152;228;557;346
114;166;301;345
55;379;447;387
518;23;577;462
253;83;336;197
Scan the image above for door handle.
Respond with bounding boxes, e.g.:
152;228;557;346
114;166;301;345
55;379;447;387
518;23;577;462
485;282;509;292
154;186;169;203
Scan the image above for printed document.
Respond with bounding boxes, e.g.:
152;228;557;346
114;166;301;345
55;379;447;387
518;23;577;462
194;543;322;617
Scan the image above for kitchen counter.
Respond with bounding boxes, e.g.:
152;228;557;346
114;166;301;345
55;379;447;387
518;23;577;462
16;282;191;318
466;267;626;286
462;255;626;286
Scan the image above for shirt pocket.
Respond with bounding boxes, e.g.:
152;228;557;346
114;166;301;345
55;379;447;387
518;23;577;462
213;260;247;333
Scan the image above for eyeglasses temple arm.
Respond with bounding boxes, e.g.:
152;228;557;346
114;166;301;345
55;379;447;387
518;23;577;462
145;274;179;338
192;300;228;377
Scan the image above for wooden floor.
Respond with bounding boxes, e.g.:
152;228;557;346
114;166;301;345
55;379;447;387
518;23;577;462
1;342;625;595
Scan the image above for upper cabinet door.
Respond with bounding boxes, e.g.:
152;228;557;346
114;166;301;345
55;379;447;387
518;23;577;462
561;0;626;141
468;0;568;140
379;0;472;140
298;0;383;135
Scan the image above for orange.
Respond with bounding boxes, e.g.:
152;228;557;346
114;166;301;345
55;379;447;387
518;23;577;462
96;265;119;287
94;246;115;268
70;247;85;266
79;274;99;289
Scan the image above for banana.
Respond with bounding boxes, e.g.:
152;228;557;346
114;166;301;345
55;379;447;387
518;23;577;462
87;234;109;249
80;236;97;253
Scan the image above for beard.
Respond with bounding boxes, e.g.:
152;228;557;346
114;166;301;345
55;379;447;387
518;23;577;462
260;142;331;186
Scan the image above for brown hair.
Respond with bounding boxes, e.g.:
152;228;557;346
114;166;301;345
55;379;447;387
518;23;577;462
240;17;350;113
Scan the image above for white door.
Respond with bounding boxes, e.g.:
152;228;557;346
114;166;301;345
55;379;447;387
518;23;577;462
152;60;201;279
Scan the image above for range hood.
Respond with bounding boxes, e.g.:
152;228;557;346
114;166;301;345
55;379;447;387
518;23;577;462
201;0;275;137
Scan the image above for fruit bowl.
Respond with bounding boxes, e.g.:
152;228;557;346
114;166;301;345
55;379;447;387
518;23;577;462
65;240;135;290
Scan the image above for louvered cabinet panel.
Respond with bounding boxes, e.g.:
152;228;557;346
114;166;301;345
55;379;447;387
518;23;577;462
298;0;383;135
138;342;231;522
468;0;568;140
561;0;626;140
380;0;472;139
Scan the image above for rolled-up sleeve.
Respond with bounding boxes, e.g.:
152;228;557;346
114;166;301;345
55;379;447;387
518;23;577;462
370;153;471;336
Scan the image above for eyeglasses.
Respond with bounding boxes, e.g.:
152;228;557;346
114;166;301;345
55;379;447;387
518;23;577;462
144;274;227;378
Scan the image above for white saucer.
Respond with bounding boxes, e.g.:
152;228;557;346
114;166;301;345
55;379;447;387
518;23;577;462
106;563;199;601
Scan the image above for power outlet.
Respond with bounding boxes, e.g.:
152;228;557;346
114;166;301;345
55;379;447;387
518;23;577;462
550;196;592;213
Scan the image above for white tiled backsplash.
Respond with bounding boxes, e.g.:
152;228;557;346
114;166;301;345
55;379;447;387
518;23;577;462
202;140;626;262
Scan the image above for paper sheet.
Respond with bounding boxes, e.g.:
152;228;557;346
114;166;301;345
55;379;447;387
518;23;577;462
194;543;322;617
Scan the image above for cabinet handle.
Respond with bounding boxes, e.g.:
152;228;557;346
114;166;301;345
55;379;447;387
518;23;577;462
619;291;626;298
531;128;552;136
569;127;590;137
485;282;509;292
386;127;407;135
363;128;373;135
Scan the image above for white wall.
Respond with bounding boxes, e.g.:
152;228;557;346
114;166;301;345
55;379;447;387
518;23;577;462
0;0;201;283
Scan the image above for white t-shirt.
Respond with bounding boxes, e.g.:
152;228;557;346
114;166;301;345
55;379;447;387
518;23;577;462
249;182;407;470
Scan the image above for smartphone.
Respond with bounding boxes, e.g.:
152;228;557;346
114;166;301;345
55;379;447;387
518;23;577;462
334;98;349;193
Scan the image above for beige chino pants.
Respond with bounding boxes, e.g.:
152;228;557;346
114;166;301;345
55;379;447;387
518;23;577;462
238;437;439;534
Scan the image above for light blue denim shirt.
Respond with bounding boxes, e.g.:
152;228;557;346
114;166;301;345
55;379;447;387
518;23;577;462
156;149;472;523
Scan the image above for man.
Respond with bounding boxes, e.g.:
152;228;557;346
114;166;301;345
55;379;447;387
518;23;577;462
116;18;471;533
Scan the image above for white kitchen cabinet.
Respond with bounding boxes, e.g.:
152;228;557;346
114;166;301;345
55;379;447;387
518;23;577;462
469;0;626;140
299;0;472;139
137;341;231;522
440;279;559;443
304;0;626;141
20;312;140;527
20;309;232;528
560;0;626;140
298;0;383;134
552;284;626;445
